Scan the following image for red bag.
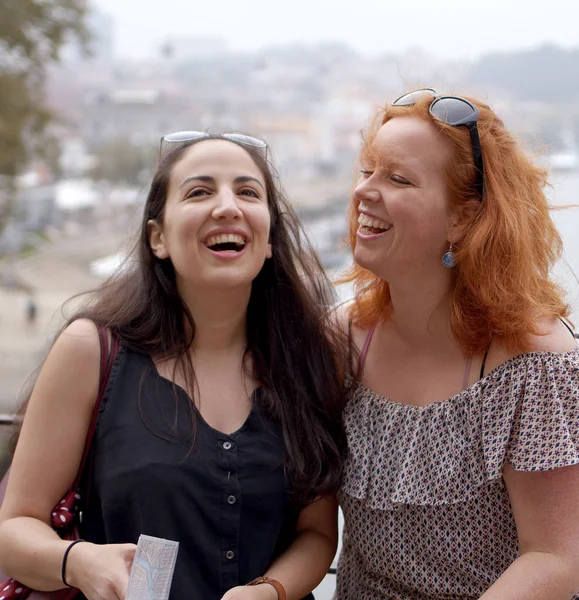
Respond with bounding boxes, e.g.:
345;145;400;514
0;326;120;600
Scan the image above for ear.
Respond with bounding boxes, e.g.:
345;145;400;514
447;198;480;243
265;242;272;259
446;216;461;245
147;219;169;259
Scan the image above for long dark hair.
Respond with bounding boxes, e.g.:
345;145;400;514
13;135;350;504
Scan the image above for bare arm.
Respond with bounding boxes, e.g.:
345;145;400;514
480;319;579;599
0;319;135;598
480;464;579;600
221;495;339;600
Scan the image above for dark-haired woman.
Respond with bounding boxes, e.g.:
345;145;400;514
0;133;349;600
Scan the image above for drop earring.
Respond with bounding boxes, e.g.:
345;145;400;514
442;243;457;268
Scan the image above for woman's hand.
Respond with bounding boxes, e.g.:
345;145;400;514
65;541;137;600
221;583;278;600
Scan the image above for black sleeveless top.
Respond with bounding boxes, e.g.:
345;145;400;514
80;345;311;600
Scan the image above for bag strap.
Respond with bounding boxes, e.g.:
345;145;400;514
70;325;120;492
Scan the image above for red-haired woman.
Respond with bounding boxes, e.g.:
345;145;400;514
337;89;579;599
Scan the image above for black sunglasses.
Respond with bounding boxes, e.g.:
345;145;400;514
392;89;484;201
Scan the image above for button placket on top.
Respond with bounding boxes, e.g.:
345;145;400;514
219;437;241;594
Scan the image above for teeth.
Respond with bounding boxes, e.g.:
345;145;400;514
357;214;391;230
205;233;246;247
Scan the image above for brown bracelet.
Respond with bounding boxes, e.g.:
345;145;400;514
246;576;287;600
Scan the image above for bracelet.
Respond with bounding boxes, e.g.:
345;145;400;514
246;576;287;600
61;539;86;588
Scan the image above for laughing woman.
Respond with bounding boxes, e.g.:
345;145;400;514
0;133;349;600
337;90;579;599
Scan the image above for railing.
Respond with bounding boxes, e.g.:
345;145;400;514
0;414;16;426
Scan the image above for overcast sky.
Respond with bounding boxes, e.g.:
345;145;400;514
93;0;578;61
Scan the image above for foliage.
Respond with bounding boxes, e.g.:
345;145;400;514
90;138;158;187
0;0;89;235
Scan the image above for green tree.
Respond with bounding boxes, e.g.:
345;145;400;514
0;0;90;237
90;138;158;187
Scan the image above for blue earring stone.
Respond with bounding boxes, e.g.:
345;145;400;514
442;251;456;268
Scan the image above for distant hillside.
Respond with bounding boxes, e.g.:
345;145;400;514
467;44;579;103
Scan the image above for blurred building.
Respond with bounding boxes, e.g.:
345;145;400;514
160;35;229;62
80;88;199;149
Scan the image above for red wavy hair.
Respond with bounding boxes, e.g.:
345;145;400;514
343;94;570;355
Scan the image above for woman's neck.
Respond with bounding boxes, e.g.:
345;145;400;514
387;271;456;351
180;283;251;354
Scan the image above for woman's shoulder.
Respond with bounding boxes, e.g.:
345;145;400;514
525;315;577;353
482;317;579;474
51;318;102;365
485;316;577;374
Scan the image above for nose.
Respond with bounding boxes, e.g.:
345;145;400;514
212;188;243;220
353;176;381;204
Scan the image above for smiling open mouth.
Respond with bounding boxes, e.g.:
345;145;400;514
357;214;392;235
204;233;247;253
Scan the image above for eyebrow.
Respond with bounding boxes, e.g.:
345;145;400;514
373;154;421;176
179;175;265;191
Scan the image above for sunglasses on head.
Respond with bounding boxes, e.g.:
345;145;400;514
160;131;268;158
392;89;484;201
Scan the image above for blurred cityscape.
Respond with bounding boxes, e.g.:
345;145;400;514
2;6;579;459
1;5;579;598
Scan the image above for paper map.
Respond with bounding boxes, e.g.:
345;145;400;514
125;535;179;600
